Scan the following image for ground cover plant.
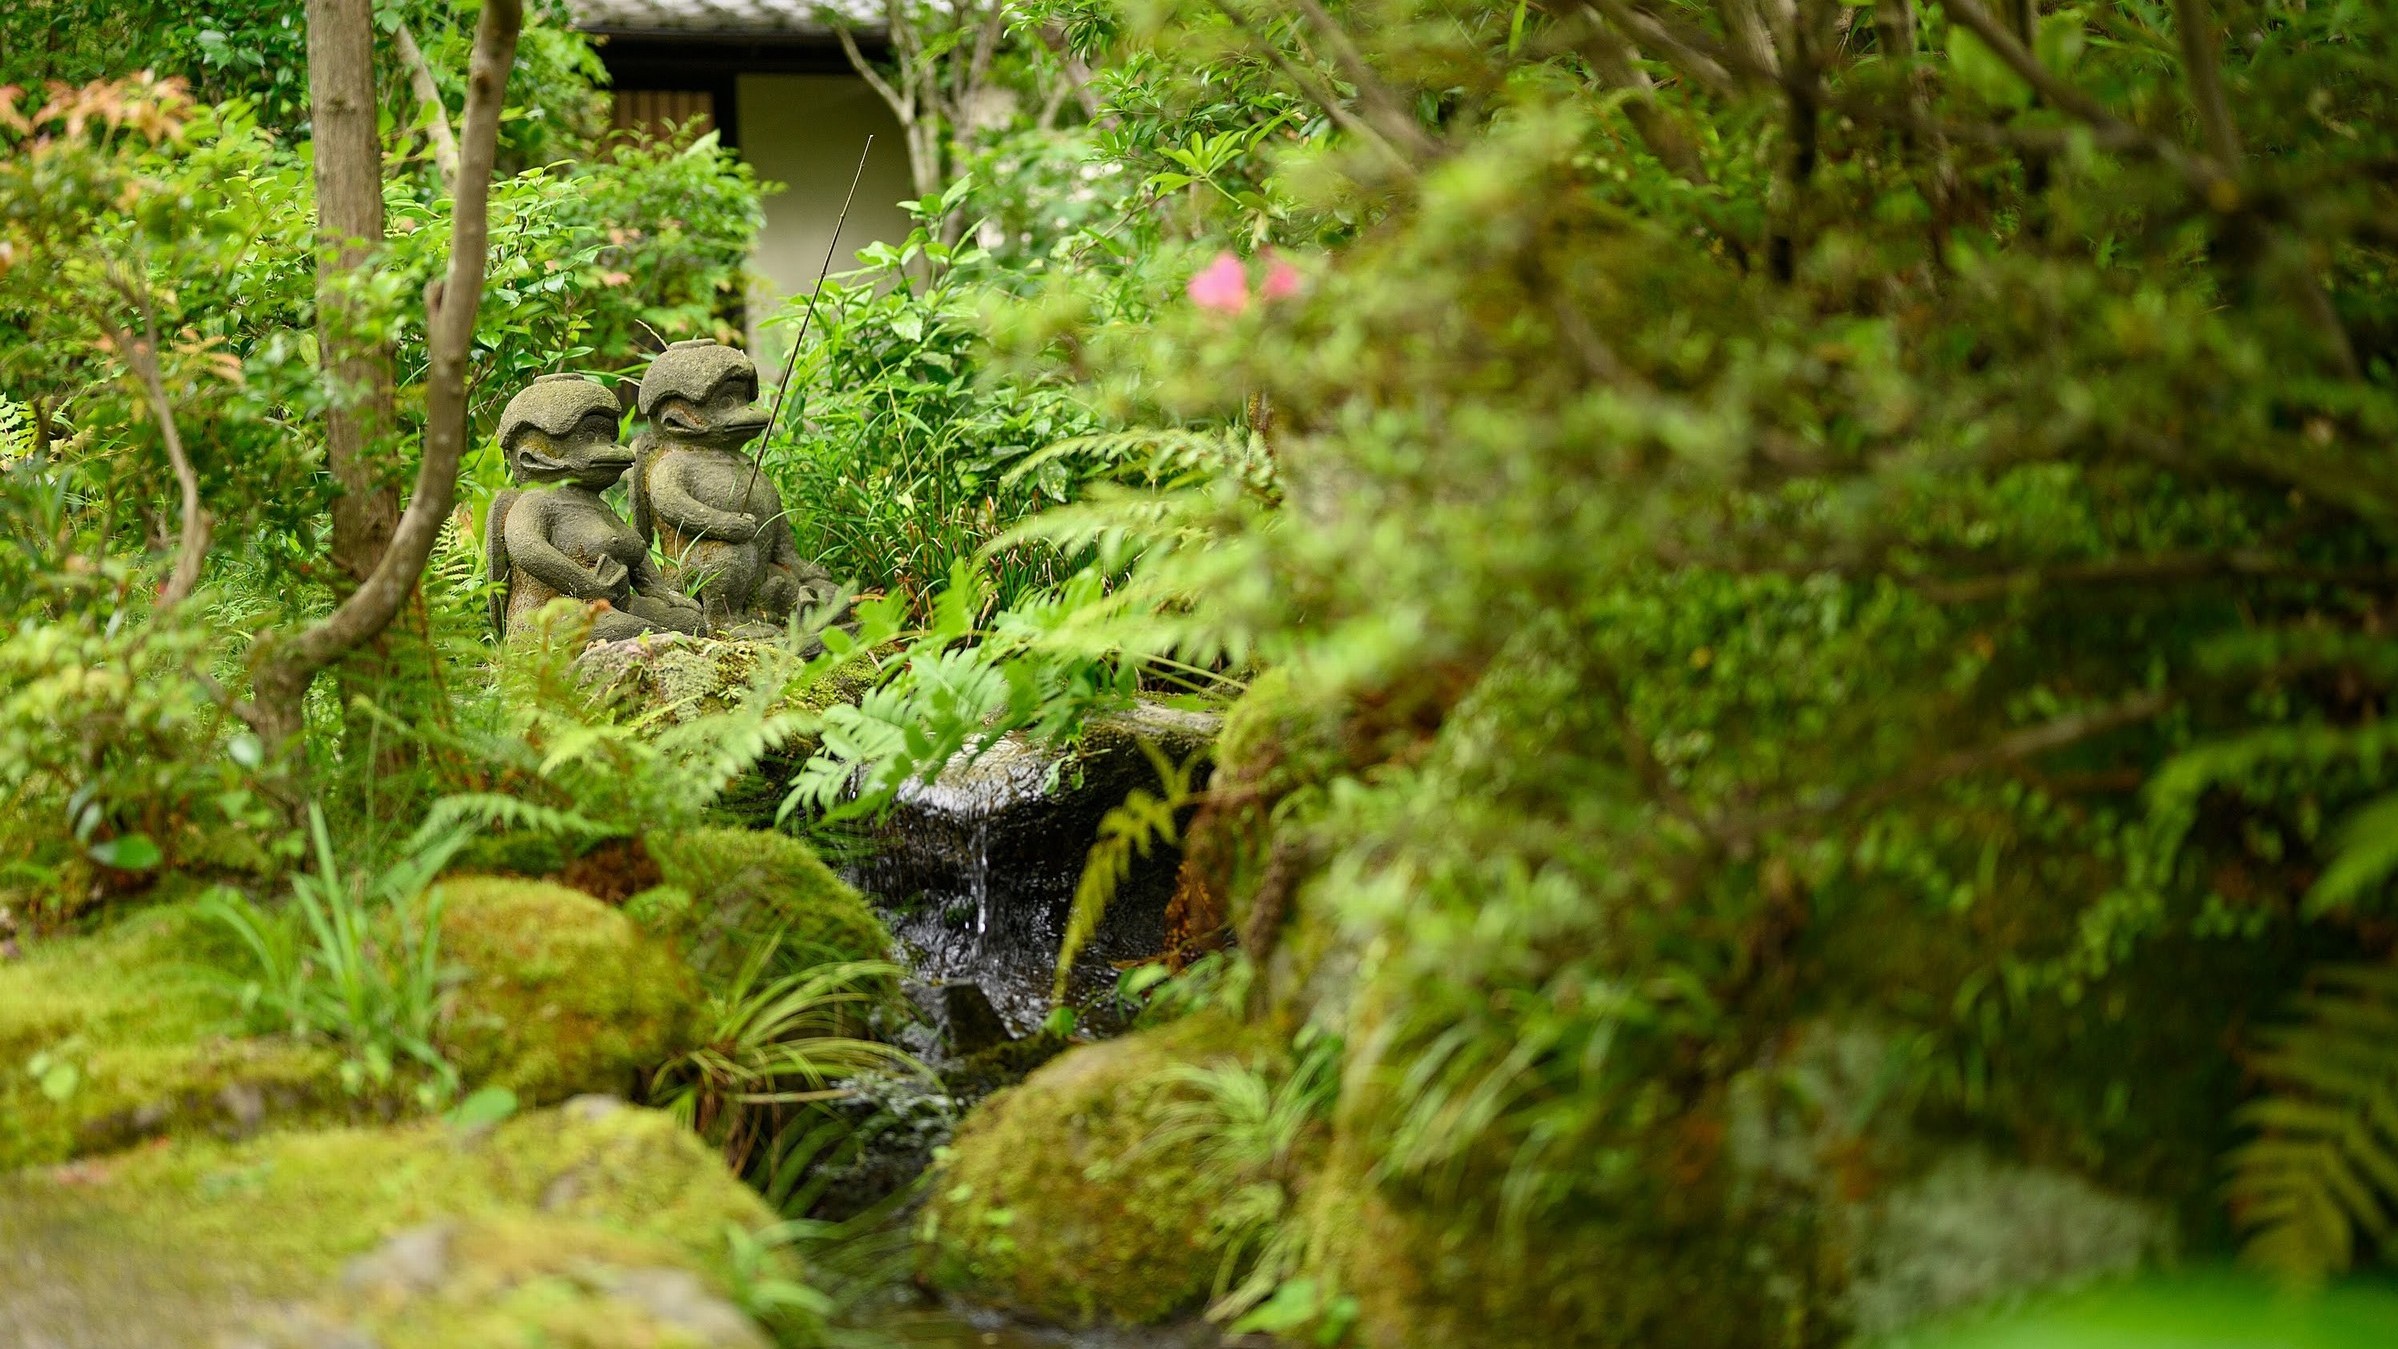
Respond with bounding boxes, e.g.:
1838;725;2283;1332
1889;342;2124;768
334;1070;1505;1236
6;0;2398;1346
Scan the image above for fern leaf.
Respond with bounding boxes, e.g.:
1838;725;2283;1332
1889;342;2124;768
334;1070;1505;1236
1052;744;1198;1004
2228;958;2398;1284
2309;794;2398;916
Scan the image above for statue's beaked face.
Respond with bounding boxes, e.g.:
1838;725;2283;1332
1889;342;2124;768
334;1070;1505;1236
511;409;635;489
650;369;771;451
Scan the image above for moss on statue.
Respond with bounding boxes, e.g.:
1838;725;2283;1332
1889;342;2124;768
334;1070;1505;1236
647;826;891;982
919;1014;1279;1327
435;877;699;1104
0;1101;787;1346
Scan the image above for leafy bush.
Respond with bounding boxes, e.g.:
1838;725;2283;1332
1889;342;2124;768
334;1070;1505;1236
758;185;1113;612
645;940;919;1175
882;0;2398;1337
0;598;280;922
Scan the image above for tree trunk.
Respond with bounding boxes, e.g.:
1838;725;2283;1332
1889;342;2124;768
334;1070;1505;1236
306;0;399;588
250;0;525;753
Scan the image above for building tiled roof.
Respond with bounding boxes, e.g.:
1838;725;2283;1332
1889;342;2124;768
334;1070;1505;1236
570;0;881;38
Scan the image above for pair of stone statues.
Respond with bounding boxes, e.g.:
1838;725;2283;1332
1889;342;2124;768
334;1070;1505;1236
486;340;838;645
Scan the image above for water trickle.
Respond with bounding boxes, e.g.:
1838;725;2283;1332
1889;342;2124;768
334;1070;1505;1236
971;818;990;941
839;706;1217;1038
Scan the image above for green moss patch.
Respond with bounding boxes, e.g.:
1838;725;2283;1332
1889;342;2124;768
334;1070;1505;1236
436;877;700;1105
1300;1143;1805;1349
0;900;354;1172
0;879;707;1171
0;1101;784;1346
919;1014;1276;1327
647;827;891;981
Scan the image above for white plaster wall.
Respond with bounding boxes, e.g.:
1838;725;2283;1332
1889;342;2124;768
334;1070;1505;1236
734;73;915;367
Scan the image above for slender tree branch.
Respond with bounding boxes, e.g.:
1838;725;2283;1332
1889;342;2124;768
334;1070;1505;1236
1288;0;1439;159
1061;50;1103;122
1909;693;2172;795
1942;0;2222;194
250;0;522;745
96;282;210;609
1581;0;1742;93
1722;692;2174;849
964;0;1007;101
392;19;460;188
1206;0;1416;176
2171;0;2241;169
1914;550;2398;603
1574;21;1709;183
1872;0;1916;67
832;19;910;124
1722;0;1781;76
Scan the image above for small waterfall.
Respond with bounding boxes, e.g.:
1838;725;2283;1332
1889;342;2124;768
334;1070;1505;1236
971;817;990;941
840;705;1217;1038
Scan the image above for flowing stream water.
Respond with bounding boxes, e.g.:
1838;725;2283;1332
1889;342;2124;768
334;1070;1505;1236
822;709;1221;1346
844;712;1209;1037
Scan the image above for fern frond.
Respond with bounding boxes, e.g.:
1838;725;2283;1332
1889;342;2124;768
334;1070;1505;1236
2227;959;2398;1284
1053;742;1197;1003
410;792;614;852
2308;793;2398;915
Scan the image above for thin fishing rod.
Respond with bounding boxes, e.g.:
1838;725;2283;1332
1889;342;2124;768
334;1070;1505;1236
745;135;874;501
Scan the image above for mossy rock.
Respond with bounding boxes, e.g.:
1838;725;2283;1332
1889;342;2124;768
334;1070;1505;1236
0;880;702;1175
646;827;891;981
919;1014;1280;1327
436;877;700;1105
938;1027;1073;1106
0;1100;787;1347
1300;1141;1814;1349
577;633;877;725
0;900;356;1173
1215;666;1348;803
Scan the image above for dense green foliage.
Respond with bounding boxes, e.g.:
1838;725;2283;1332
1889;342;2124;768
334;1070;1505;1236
9;0;2398;1343
832;0;2398;1339
0;21;763;891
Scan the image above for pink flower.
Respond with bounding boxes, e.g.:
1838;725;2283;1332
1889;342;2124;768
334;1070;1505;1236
1260;255;1303;301
1187;251;1250;314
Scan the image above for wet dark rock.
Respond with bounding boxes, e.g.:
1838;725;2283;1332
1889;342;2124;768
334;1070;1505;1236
796;1072;960;1223
938;1030;1071;1107
936;983;1012;1057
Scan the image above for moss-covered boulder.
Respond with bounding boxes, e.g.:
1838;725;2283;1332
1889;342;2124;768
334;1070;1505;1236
436;877;700;1104
647;826;891;979
919;1014;1277;1327
0;900;354;1173
0;878;705;1172
0;1100;787;1347
1298;1141;1814;1349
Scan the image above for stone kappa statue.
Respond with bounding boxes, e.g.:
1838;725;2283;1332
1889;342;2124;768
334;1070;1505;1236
485;373;707;644
629;340;839;637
